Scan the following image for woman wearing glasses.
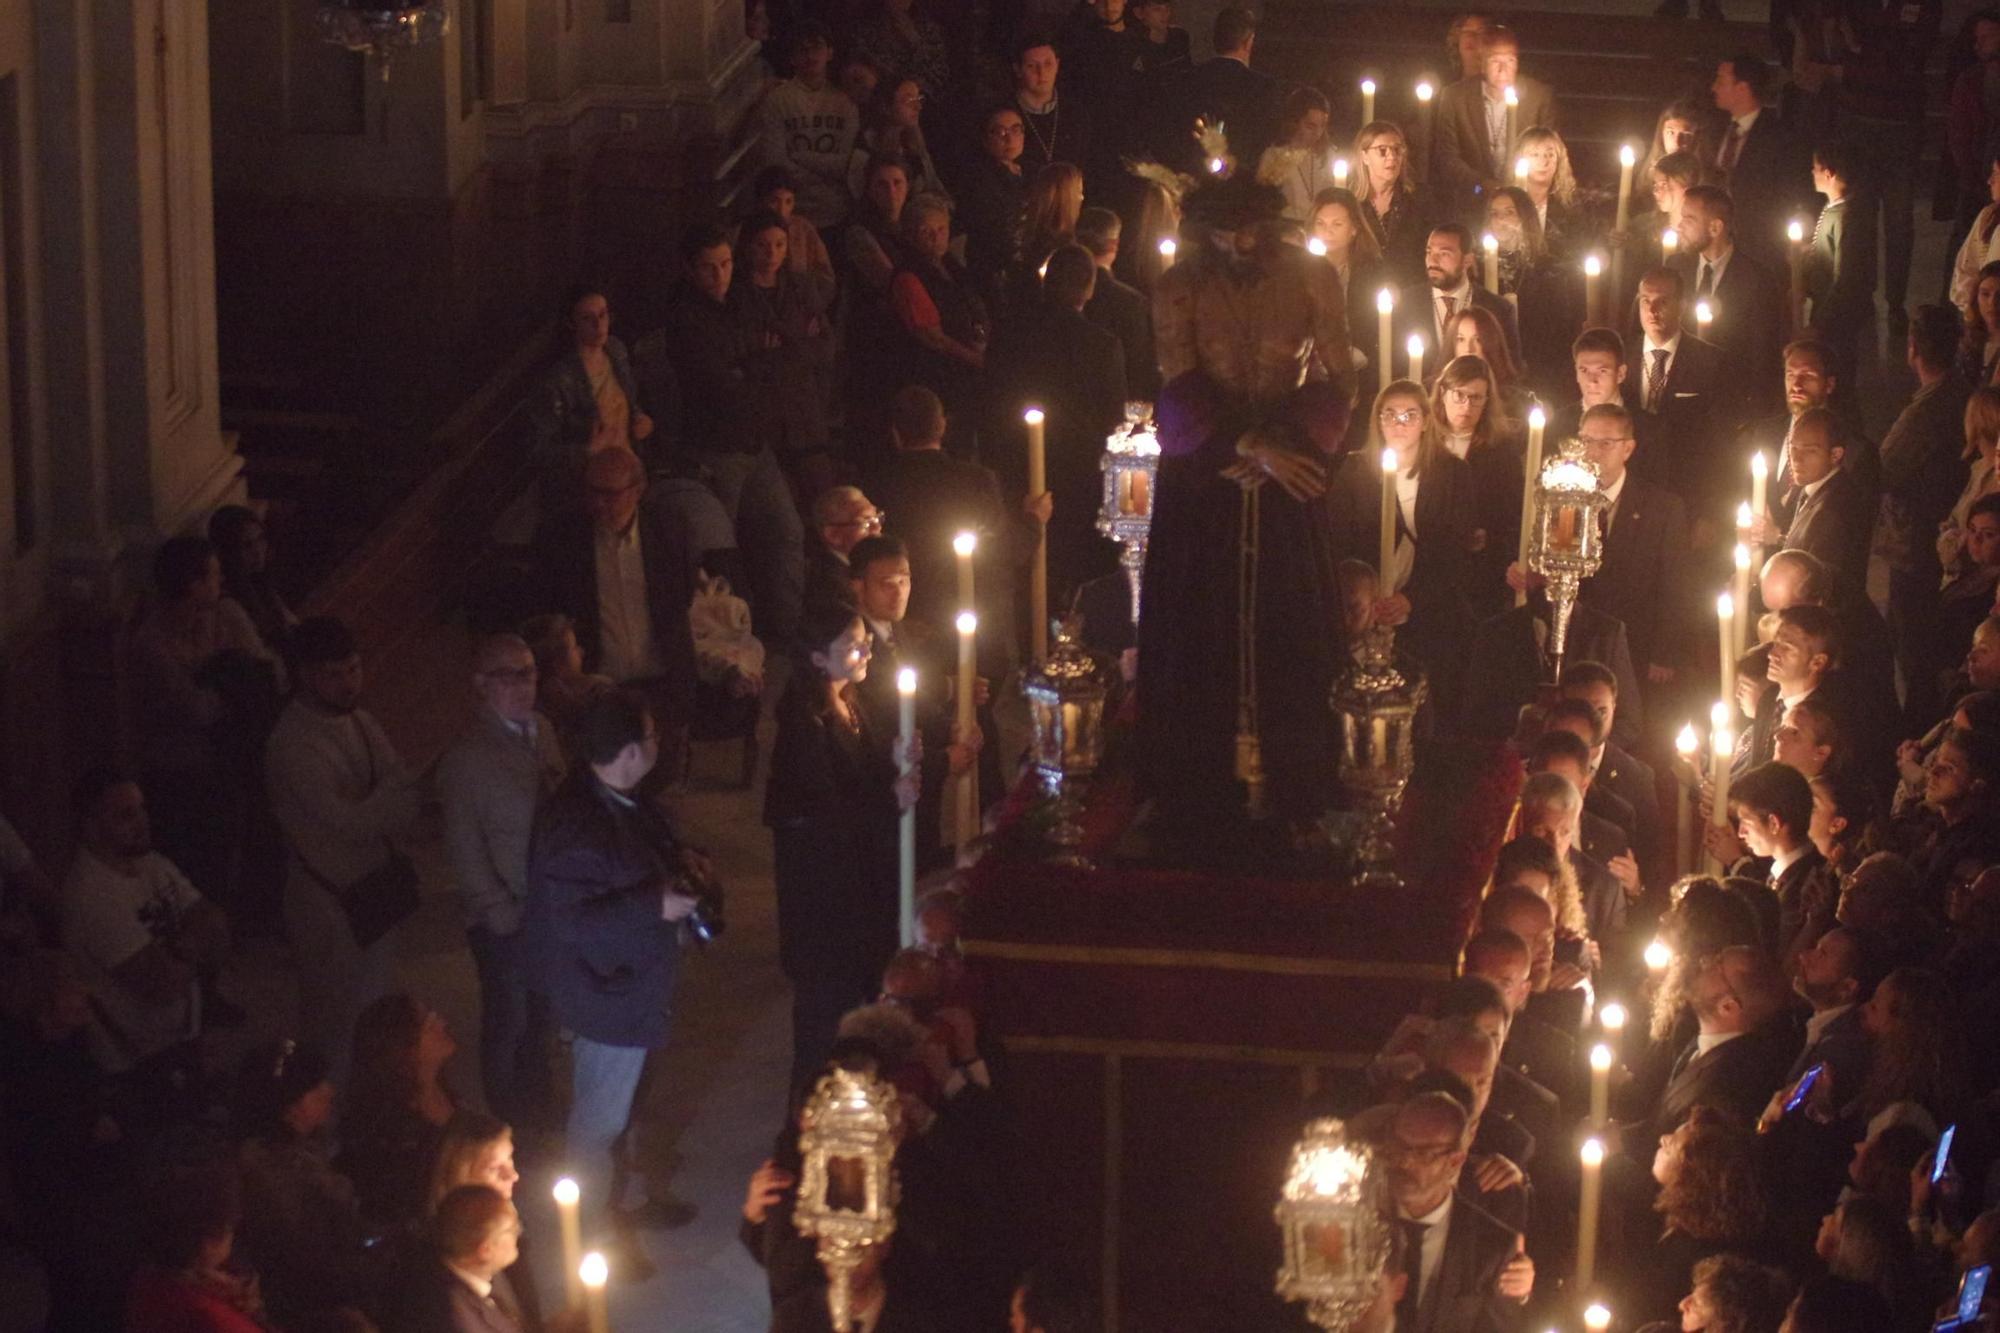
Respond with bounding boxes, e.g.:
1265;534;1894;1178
1428;353;1524;619
1354;120;1430;288
1333;380;1475;707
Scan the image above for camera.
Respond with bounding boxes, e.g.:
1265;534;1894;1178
685;895;726;946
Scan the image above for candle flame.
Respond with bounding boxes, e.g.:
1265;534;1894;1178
1583;254;1603;277
1503;84;1518;107
1380;446;1398;474
1481;231;1498;252
1023;407;1045;425
1695;299;1714;324
1662;227;1679;251
956;611;978;635
1787;218;1805;243
1208;156;1226;175
1734;542;1751;573
1332;156;1349;181
1619;143;1636;168
1514;155;1530;180
1375;286;1394;313
1716;591;1734;620
553;1177;579;1206
1581;1138;1606;1168
1676;722;1698;757
579;1252;609;1289
1528;405;1547;430
1585;1303;1611;1331
1600;1001;1627;1031
1645;937;1673;970
1711;699;1731;731
896;667;916;695
1157;238;1176;259
1307;236;1328;256
1360;77;1376;95
1590;1043;1613;1072
953;530;978;557
1751;450;1769;480
1415;80;1434;101
1713;726;1735;757
1405;333;1425;361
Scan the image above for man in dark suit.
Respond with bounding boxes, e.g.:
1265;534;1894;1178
984;244;1126;603
1672;184;1786;413
1433;24;1558;207
1747;338;1880;535
1077;207;1159;401
1407;224;1521;380
1651;944;1799;1139
1384;1092;1535;1333
1730;761;1823;965
1772;408;1874;594
1556;668;1668;893
1178;5;1280;172
389;1184;528;1332
1566;401;1691;688
1548;328;1631;444
1461;595;1643;749
534;446;697;754
1759;548;1899;759
803;485;880;624
1708;54;1812;271
1625;266;1735;543
1468;895;1581;1111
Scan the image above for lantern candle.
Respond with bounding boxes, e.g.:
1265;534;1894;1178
1023;409;1047;661
1711;721;1735;872
1615;143;1636;231
1405;332;1425;383
1583;253;1603;326
1578;1138;1605;1291
897;667;917;946
1675;722;1697;876
1359;77;1376;126
553;1178;584;1310
579;1252;610;1333
1481;232;1500;295
1732;543;1753;657
1716;591;1735;707
1515;405;1546;607
1378;447;1399;589
1375;287;1394;381
1750;450;1769;524
1589;1042;1612;1128
955;612;978;849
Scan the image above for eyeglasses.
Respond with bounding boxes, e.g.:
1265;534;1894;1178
1579;434;1633;447
988;124;1025;138
1379;408;1424;426
1385;1137;1459;1165
1444;388;1489;408
832;512;886;532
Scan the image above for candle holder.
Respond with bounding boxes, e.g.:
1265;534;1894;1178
1526;437;1609;684
1274;1117;1391;1330
1331;625;1428;888
1023;616;1112;862
1098;403;1161;626
793;1068;904;1333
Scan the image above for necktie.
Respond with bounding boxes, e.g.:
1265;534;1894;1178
1395;1219;1430;1330
1437;294;1455;342
1646;348;1670;412
1719;121;1744;174
1697;260;1715;299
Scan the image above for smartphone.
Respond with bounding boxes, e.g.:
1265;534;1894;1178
1960;1264;1991;1321
1784;1063;1826;1114
1936;1124;1960;1186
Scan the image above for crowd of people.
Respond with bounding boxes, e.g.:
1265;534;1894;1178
8;0;2000;1330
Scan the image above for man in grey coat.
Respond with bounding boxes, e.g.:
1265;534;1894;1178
438;633;567;1133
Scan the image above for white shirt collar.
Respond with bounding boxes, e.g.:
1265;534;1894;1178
1402;1192;1454;1227
1732;108;1761;135
444;1263;493;1300
1643;332;1683;359
1798;472;1831;502
1770;842;1807;880
1695;1029;1743;1056
1602;472;1627;509
1436;278;1473;305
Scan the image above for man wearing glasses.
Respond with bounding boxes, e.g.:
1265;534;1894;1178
1570;401;1690;691
804;485;883;626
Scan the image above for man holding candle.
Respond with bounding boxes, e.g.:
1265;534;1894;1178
1380;1092;1534;1331
1672;185;1785;408
1761;409;1873;593
1624;268;1732;541
1434;25;1557;208
1567;400;1691;692
1177;6;1280;172
1410;225;1520;383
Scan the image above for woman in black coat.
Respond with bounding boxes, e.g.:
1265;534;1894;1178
766;601;920;1097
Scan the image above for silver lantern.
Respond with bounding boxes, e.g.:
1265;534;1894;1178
1332;625;1427;888
316;0;450;78
1097;403;1160;625
1274;1117;1392;1330
1525;438;1609;684
1022;615;1110;859
793;1068;903;1333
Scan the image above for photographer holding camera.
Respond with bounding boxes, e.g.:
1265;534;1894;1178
528;686;720;1279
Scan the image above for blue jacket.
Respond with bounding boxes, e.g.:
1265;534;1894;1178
528;772;686;1049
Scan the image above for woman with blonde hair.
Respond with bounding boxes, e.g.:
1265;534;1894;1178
1939;385;2000;579
1511;126;1580;257
1959;260;2000;383
1354;120;1426;285
1015;160;1085;297
424;1110;543;1324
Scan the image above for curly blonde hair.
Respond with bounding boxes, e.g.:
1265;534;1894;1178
1512;126;1577;208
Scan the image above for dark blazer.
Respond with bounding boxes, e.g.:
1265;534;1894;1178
1783;466;1875;592
1405;285;1522;382
384;1258;527;1333
1671;248;1785;412
1878;373;1975;580
1714;110;1813;269
1580;476;1690;678
527;771;690;1050
1461;600;1643;749
532;497;697;729
803;544;855;624
1624;332;1737;524
1086;264;1161;401
1407;1190;1523;1333
1771;846;1826;966
1572;845;1627;951
1179;55;1281;170
1655;1015;1800;1139
1501;1012;1579;1113
1596;742;1665;889
1433;74;1558;202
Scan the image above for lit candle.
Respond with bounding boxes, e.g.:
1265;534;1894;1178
1589;1042;1613;1128
1787;217;1807;329
1513;154;1530;186
1711;720;1735;872
955;611;978;850
1375;287;1394;384
1405;331;1425;383
1601;1002;1627;1041
1503;84;1518;158
953;529;977;611
579;1252;610;1333
1360;77;1376;126
1695;298;1714;336
1578;1138;1605;1292
1750;450;1769;525
897;666;917;946
1414;81;1435;182
1158;237;1176;269
1585;1303;1611;1333
1332;156;1349;187
1023;409;1047;662
554;1178;584;1310
1732;542;1753;657
1208;156;1226;176
1615;143;1636;232
1516;405;1545;607
1661;226;1679;257
1583;253;1602;326
1675;722;1697;876
1307;235;1328;257
1481;232;1500;295
1379;446;1399;590
1646;936;1674;971
1716;591;1735;708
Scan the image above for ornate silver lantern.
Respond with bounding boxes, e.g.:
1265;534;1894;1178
1097;402;1160;625
793;1068;903;1332
1332;626;1427;887
316;0;450;78
1275;1117;1392;1330
1022;616;1110;858
1526;438;1609;684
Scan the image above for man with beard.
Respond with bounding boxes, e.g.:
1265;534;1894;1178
1138;175;1355;854
1406;224;1520;382
1739;338;1879;535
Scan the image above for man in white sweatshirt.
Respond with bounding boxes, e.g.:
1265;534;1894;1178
756;22;857;230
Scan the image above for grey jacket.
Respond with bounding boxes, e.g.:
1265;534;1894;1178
436;708;566;936
1876;373;1973;575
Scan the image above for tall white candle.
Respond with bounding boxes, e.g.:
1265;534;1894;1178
1589;1042;1612;1128
1379;446;1398;589
1787;218;1806;329
1375;287;1394;383
1732;542;1753;658
1614;143;1636;232
554;1178;584;1311
1583;253;1603;326
1481;232;1500;295
1711;722;1735;872
1578;1138;1605;1291
1405;332;1425;383
1516;405;1546;607
1023;409;1047;661
953;530;977;614
955;612;978;850
1359;77;1376;126
1716;591;1735;709
1675;722;1697;876
1503;84;1518;161
1750;450;1769;523
897;667;917;946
